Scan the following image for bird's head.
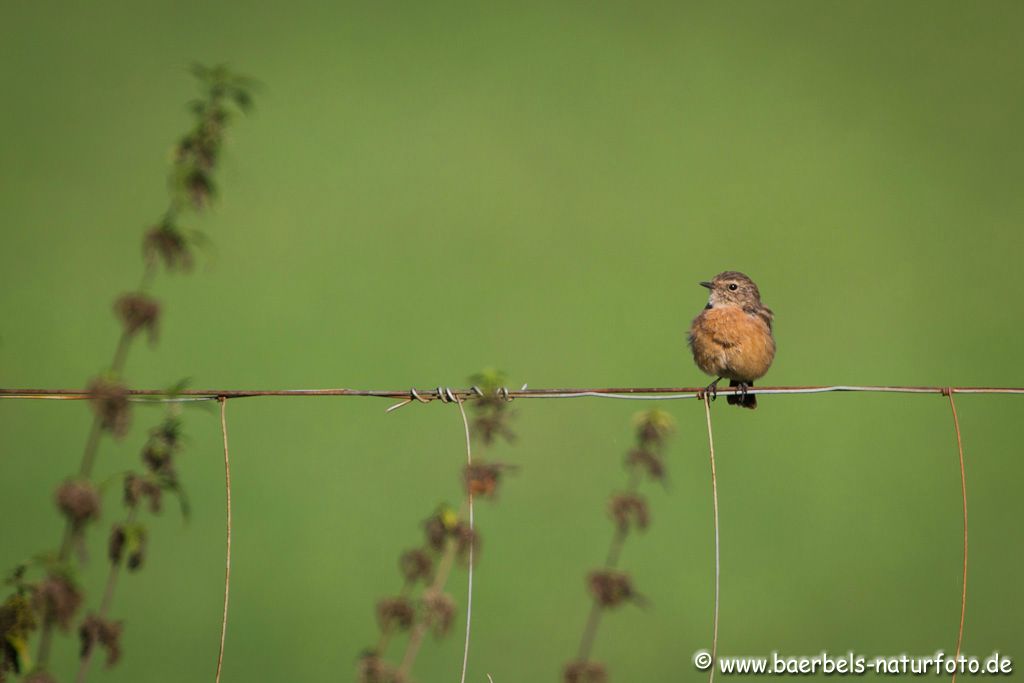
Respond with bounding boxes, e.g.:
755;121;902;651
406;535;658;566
700;271;762;308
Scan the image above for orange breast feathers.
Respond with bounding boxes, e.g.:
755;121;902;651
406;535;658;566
688;306;776;381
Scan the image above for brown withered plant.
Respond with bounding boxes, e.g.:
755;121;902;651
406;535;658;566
563;409;674;682
0;64;255;682
356;371;518;683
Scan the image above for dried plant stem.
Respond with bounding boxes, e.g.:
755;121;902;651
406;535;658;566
74;507;139;683
36;333;137;670
703;394;719;683
455;397;474;683
946;391;968;683
397;539;458;679
575;601;603;664
373;581;413;655
215;397;232;683
576;451;642;662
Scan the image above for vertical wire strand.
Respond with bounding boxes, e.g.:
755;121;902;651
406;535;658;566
455;397;474;683
703;394;720;683
216;397;233;683
946;391;968;683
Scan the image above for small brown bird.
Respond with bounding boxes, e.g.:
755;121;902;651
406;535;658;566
688;271;775;409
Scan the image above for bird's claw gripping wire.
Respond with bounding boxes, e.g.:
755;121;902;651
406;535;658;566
700;378;722;402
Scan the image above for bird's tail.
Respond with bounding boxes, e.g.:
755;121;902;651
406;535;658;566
726;380;757;409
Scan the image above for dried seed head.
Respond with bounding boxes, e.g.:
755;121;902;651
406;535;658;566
467;369;517;445
398;549;433;584
421;591;456;638
33;574;83;631
634;409;675;449
114;293;160;345
423;505;459;553
108;525;126;565
454;522;480;565
356;652;400;683
124;473;162;513
375;597;415;633
141;416;182;477
563;660;608;683
55;480;101;529
87;377;131;438
144;224;193;273
126;530;147;572
176;132;220;170
587;570;639;609
109;523;147;570
185;169;215;209
78;613;123;668
609;493;649;532
625;448;665;482
463;461;510;498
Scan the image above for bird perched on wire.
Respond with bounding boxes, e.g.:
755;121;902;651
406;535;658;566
688;271;775;409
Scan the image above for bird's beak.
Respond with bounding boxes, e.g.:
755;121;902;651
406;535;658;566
699;281;713;289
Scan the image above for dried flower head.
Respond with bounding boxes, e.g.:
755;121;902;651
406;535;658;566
454;522;479;565
108;525;126;565
423;504;460;553
114;293;160;345
625;448;665;482
124;473;162;513
609;493;649;533
126;531;147;572
87;377;131;438
185;168;215;210
55;480;101;529
398;549;433;584
144;223;193;272
463;461;512;499
109;523;147;571
633;409;675;449
356;651;399;683
375;597;415;633
468;369;516;445
587;570;640;609
421;591;456;638
176;131;221;170
79;613;123;668
33;574;82;631
563;661;608;683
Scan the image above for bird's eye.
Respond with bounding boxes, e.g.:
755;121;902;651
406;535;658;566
728;283;738;291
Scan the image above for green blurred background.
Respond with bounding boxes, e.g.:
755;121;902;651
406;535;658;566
2;1;1023;681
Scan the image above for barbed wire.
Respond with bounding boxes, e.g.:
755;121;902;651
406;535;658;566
2;384;1022;407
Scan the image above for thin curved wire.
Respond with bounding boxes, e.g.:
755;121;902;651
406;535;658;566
215;397;233;683
946;392;968;683
455;397;474;683
703;394;720;683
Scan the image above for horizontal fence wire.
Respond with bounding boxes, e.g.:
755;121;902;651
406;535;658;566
1;385;1023;404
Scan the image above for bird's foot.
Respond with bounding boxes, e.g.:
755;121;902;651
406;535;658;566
703;378;722;402
736;382;750;400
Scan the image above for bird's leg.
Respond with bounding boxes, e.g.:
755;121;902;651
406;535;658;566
704;377;722;401
736;382;749;401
